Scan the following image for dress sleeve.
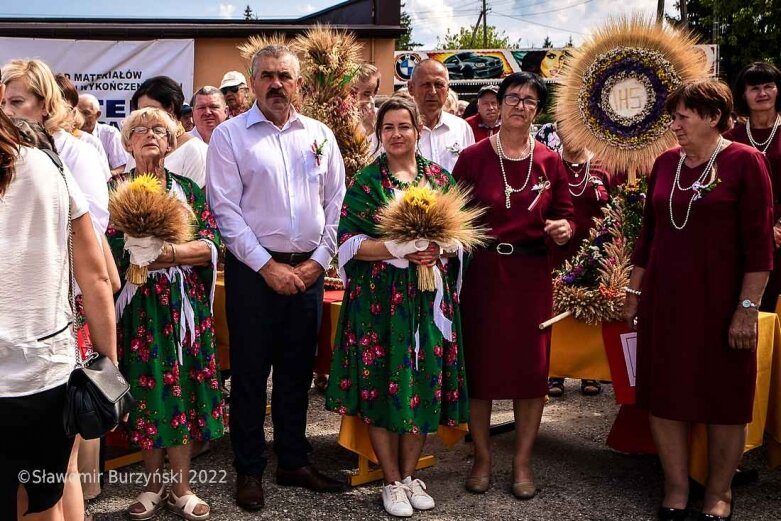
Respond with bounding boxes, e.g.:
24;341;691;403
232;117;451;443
739;151;774;273
630;162;659;268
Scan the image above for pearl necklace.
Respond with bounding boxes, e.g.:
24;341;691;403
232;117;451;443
564;156;592;197
745;114;780;154
669;137;724;231
496;132;534;209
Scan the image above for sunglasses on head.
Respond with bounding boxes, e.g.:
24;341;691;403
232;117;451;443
221;85;241;94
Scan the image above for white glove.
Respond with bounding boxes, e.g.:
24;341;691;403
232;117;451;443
435;239;461;254
124;236;165;267
384;239;429;259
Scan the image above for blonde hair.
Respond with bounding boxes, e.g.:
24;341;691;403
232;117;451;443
1;59;73;134
121;107;178;155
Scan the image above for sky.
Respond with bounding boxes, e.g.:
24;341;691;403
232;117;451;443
0;0;670;49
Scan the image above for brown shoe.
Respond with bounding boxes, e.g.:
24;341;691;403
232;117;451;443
512;481;537;500
236;474;264;511
276;465;345;493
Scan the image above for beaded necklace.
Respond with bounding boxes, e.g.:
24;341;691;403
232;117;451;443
669;137;723;231
496;132;534;209
745;114;780;154
382;154;426;190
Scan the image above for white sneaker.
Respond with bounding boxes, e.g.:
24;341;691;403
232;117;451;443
382;482;413;517
402;476;435;510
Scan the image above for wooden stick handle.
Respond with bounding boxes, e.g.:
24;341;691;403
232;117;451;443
538;310;573;330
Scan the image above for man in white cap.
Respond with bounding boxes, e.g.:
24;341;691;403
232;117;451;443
220;70;252;118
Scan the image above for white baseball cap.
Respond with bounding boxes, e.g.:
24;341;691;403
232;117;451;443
219;71;247;89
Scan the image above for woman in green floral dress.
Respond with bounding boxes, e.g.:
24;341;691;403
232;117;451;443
325;97;469;518
108;108;223;521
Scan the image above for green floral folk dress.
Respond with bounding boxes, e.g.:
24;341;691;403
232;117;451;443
325;155;469;434
107;170;225;450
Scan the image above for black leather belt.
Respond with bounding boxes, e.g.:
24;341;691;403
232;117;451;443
486;241;547;257
267;250;315;266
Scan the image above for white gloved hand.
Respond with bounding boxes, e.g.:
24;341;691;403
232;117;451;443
124;236;165;267
435;239;461;254
384;239;428;259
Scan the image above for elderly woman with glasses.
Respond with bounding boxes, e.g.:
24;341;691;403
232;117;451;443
452;72;575;499
108;107;224;521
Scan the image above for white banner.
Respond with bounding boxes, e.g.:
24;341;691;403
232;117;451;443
0;38;194;129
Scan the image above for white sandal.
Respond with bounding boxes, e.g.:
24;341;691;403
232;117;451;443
167;489;210;521
128;486;168;520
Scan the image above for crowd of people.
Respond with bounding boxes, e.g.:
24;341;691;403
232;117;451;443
0;41;778;521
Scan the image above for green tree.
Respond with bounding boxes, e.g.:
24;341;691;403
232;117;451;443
542;36;553;48
667;0;780;81
436;25;520;49
243;5;255;20
396;3;422;50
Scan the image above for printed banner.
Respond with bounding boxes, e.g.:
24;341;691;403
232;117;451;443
0;37;194;128
395;45;718;86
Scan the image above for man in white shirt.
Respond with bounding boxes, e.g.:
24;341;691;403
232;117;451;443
207;44;346;511
190;86;228;144
407;59;475;172
77;94;128;176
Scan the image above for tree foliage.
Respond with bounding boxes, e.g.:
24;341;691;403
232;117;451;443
436;25;521;49
396;3;422;50
542;36;553;48
667;0;780;81
243;5;256;20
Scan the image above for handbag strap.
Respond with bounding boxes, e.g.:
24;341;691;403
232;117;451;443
41;148;82;370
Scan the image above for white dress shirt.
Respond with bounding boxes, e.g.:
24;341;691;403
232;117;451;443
418;111;475;173
53;130;110;233
206;104;346;273
92;123;129;170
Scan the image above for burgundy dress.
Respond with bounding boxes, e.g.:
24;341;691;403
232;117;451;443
724;123;781;311
549;159;612;269
453;138;575;399
632;143;774;424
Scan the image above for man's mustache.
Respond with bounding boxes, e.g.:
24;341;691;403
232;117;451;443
266;89;288;100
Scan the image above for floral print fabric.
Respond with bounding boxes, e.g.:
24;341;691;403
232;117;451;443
107;171;225;450
325;155;469;434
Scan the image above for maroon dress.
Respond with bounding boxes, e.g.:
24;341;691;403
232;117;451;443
453;138;575;399
549;159;612;269
632;143;774;424
724;123;781;311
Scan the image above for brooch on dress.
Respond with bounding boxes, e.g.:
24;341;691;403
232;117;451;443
445;142;462;155
528;176;551;211
312;138;328;167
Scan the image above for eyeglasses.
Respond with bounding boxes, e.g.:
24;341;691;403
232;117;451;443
502;94;540;110
221;85;241;94
130;125;169;138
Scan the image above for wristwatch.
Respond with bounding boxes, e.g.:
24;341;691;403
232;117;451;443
739;299;760;310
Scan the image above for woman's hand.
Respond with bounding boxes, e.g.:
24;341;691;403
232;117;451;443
544;219;572;246
773;222;781;248
728;308;758;350
406;243;440;266
623;295;639;331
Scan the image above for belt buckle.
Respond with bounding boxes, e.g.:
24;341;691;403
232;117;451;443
496;242;514;255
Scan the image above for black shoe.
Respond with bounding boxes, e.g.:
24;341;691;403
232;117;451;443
276;465;345;493
658;507;688;520
236;474;265;511
580;379;602;396
548;378;564;397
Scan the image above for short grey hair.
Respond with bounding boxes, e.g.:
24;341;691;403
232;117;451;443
190;86;226;107
121;107;178;154
250;45;300;79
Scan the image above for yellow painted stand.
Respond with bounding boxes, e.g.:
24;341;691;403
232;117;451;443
350;455;437;487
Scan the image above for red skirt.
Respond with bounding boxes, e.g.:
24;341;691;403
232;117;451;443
461;250;552;399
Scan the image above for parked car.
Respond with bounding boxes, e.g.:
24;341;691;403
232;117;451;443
443;52;504;80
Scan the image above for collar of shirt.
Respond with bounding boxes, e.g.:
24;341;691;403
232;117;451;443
245;103;304;132
423;111;451;133
478;118;501;129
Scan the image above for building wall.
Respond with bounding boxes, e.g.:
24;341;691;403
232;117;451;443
193;37;396;97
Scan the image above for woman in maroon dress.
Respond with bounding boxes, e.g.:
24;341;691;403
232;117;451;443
724;62;781;311
547;127;612;397
452;72;575;499
623;79;773;521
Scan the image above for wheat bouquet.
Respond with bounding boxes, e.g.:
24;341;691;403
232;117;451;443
376;185;489;291
108;174;195;284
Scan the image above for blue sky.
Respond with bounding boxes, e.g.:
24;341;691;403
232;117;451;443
0;0;667;48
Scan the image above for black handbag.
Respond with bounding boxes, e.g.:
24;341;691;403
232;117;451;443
44;149;136;439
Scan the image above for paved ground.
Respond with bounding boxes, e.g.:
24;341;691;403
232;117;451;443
89;381;781;520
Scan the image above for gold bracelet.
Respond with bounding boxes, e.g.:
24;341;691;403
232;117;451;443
170;243;177;264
